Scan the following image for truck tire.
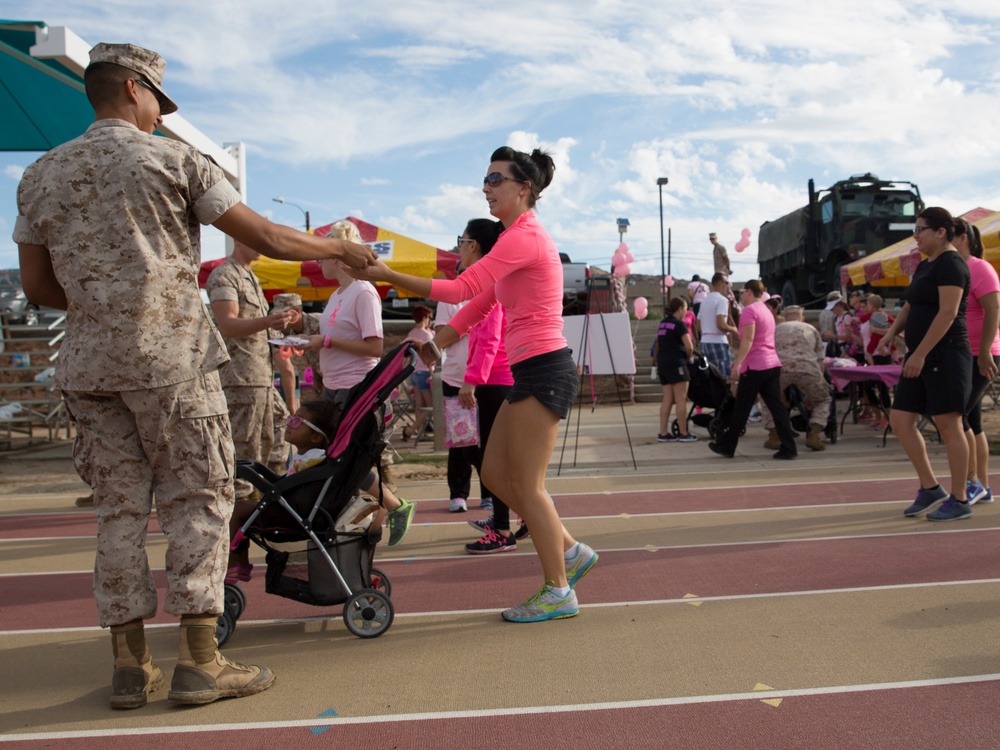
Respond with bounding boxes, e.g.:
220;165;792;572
780;281;797;307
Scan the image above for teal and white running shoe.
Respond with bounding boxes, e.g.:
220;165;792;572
565;542;599;587
501;585;579;623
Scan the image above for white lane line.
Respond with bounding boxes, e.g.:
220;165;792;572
3;672;999;741
4;524;999;577
5;577;1000;637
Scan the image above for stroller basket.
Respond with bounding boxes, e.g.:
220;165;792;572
264;531;376;607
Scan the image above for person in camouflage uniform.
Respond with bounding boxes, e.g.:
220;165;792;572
272;292;324;395
13;43;375;709
760;305;831;451
206;241;293;500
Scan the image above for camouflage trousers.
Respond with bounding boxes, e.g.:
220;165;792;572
64;371;235;628
760;361;832;430
223;385;275;499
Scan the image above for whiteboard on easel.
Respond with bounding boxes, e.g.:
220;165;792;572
562;312;636;375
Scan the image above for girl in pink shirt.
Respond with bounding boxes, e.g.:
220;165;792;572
708;280;798;459
354;147;597;623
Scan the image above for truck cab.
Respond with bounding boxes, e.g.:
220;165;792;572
759;174;923;307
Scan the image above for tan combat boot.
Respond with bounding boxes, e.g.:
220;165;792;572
806;424;826;451
168;615;275;705
110;619;163;709
763;428;781;450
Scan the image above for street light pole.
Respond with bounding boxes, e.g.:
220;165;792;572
657;177;669;310
272;196;310;231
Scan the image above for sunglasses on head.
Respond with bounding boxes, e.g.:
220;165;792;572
285;414;329;441
483;172;524;187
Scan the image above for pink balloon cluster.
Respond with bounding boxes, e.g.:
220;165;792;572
612;242;634;277
734;228;751;254
661;274;674;289
633;297;648;320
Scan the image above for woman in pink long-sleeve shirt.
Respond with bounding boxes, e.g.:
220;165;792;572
354;146;598;623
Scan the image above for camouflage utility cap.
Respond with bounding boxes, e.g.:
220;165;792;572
272;293;303;313
89;42;178;115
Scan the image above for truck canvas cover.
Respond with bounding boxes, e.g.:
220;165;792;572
758;207;808;263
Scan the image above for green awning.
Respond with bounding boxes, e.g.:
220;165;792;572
0;21;93;151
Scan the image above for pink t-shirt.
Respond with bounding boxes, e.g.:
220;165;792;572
319;280;383;390
429;211;566;365
739;301;782;373
465;304;514;387
965;256;1000;356
683;309;697;333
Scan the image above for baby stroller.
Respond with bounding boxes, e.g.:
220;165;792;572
217;342;418;646
675;353;740;441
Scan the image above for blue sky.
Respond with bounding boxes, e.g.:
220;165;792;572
3;1;1000;286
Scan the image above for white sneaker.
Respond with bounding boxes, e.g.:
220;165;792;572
449;498;468;513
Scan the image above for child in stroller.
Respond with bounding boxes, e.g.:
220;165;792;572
226;399;382;584
218;343;417;645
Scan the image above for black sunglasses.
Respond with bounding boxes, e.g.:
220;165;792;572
483;172;524;187
132;78;168;113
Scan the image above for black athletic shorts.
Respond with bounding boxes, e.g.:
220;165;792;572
658;358;691;385
892;347;972;416
508;347;580;419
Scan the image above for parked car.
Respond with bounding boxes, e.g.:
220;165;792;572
0;288;40;325
561;252;590;314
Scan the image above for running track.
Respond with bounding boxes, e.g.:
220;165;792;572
3;476;1000;748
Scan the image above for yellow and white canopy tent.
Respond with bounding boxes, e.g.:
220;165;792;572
841;207;996;287
199;217;459;303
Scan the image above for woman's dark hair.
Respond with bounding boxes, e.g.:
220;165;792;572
744;279;765;297
765;297;782;312
667;297;687;316
464;219;503;255
919;207;955;241
411;305;432;323
299;399;342;444
953;217;984;259
490;146;555;208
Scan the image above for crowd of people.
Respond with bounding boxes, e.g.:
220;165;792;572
11;40;995;715
662;209;996;523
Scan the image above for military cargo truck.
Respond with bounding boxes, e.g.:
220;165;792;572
758;174;923;307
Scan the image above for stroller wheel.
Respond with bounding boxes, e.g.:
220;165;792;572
343;589;394;639
224;583;246;619
215;608;236;648
370;567;392;597
708;417;721;441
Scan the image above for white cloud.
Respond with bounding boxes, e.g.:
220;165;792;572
4;165;24;181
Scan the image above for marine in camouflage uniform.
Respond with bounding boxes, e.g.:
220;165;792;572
760;307;831;451
13;42;376;709
206;247;291;497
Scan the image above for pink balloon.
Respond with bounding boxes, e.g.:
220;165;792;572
634;297;648;319
614;263;631;276
611;252;626;267
618;242;629;254
624;251;635;263
741;228;751;239
735;239;749;253
661;274;674;288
